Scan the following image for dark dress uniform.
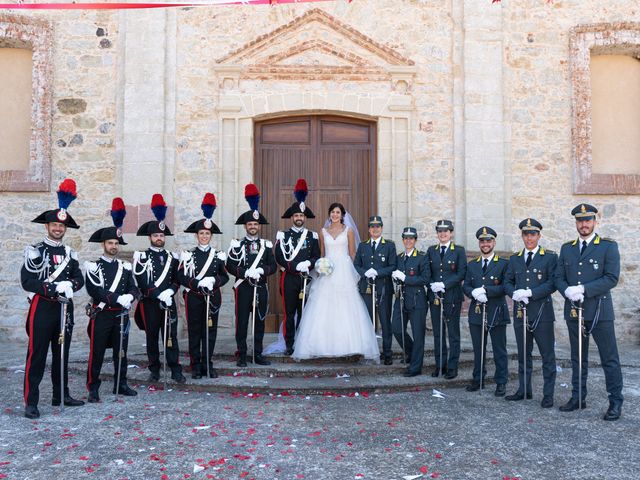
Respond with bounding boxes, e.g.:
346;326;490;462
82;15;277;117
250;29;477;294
133;248;183;380
275;228;321;352
391;248;430;375
354;237;397;362
555;232;623;415
177;246;229;376
463;254;510;390
226;237;278;363
21;239;85;410
504;246;557;402
426;242;467;376
85;257;139;396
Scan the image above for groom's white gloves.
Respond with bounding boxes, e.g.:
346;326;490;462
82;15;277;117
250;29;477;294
364;268;378;279
391;270;406;283
430;282;445;293
296;260;311;274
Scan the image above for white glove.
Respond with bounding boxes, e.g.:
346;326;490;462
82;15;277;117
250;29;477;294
391;270;406;282
564;285;584;302
476;293;488;304
255;267;264;276
430;282;445;293
63;286;74;299
56;281;73;294
364;268;378;279
471;287;486;301
244;268;256;279
512;289;526;303
117;294;134;309
296;260;311;273
520;296;529;305
158;289;174;304
198;277;215;291
522;288;532;298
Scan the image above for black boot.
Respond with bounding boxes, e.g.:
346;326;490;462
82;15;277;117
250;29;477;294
114;384;138;396
237;354;247;368
559;398;587;412
254;355;271;366
52;395;85;407
603;401;622;421
24;405;40;419
88;390;100;403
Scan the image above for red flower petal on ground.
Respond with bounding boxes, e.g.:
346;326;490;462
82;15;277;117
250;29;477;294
79;456;89;461
491;459;499;465
435;453;443;459
420;466;429;474
431;473;440;478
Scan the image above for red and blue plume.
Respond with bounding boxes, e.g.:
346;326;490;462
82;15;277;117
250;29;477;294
110;197;126;228
57;178;77;210
294;178;308;203
150;193;167;222
201;192;216;219
244;183;260;212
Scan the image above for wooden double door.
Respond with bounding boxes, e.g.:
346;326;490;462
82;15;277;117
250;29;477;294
254;115;377;328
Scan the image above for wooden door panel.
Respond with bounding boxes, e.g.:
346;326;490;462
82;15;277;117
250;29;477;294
254;115;376;331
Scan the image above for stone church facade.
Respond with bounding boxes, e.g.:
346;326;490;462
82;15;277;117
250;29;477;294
1;1;639;342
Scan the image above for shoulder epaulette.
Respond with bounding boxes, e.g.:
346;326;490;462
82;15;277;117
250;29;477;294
312;231;319;240
563;240;575;246
276;231;285;242
122;260;132;271
264;240;273;249
170;251;179;260
600;237;616;243
70;249;78;261
475;256;482;262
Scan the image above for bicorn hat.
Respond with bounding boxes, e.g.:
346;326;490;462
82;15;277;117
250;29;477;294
31;178;80;229
89;197;128;245
136;193;173;236
235;183;268;225
281;179;315;219
184;193;222;234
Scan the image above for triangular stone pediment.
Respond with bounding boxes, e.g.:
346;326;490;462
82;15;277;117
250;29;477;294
215;8;414;81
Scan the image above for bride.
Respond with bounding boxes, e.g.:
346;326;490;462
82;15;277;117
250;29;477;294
292;203;380;362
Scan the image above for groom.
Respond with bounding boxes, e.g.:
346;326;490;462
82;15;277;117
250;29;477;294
275;179;321;356
354;216;397;364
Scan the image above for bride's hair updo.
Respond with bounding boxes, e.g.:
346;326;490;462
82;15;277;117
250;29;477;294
328;202;346;224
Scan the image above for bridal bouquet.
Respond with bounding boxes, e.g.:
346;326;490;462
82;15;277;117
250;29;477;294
314;257;334;276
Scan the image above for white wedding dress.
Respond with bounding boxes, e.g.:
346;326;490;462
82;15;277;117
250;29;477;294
292;226;380;362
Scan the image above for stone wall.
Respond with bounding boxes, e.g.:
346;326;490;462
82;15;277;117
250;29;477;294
0;0;639;343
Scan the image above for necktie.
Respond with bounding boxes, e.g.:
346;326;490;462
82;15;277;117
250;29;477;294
482;259;488;274
440;246;446;258
372;240;377;251
580;240;587;255
526;251;533;267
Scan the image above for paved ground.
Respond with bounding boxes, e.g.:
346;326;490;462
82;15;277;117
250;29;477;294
0;330;638;479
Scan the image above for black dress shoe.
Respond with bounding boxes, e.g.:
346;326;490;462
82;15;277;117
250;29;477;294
465;381;481;392
237;356;247;368
403;370;420;377
285;347;294;356
207;368;218;379
171;372;186;384
559;398;586;412
494;384;506;397
603;402;621;421
24;405;40;419
444;369;458;380
254;355;271;366
541;396;554;408
52;396;85;407
383;357;393;366
87;392;100;403
148;372;160;382
505;391;532;401
114;385;138;396
192;372;203;379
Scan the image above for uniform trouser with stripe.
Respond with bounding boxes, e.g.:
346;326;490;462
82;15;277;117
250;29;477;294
280;272;304;350
430;302;462;371
566;318;623;404
391;299;427;373
138;299;182;375
23;296;75;407
469;323;508;385
184;290;220;372
362;291;393;357
513;319;556;397
235;282;268;357
86;311;130;393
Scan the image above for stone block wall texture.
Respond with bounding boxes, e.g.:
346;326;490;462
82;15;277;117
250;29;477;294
0;0;638;343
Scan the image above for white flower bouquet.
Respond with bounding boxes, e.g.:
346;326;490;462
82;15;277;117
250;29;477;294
314;257;334;276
